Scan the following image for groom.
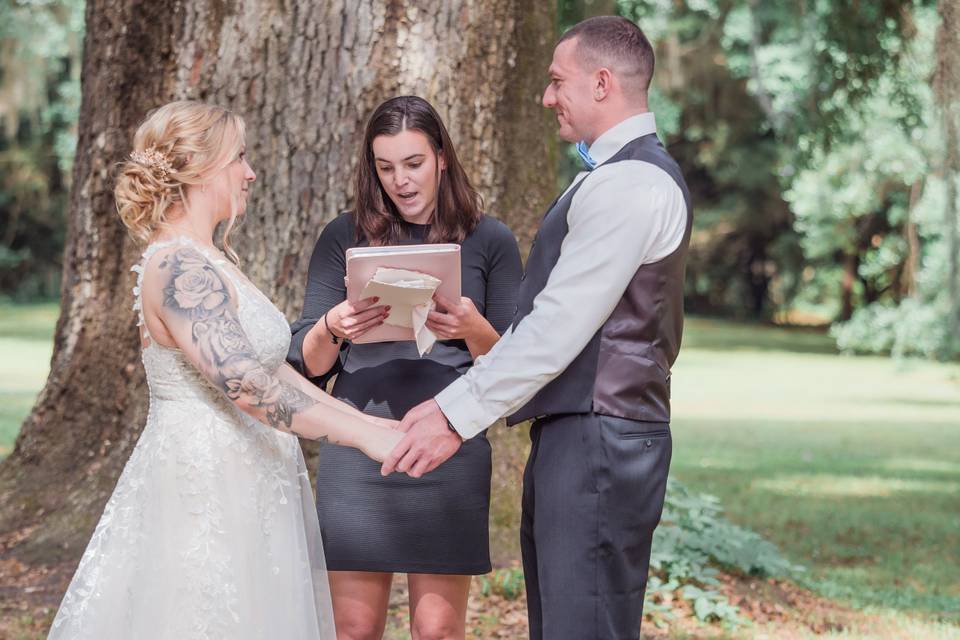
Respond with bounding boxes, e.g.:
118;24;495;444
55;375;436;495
383;16;691;639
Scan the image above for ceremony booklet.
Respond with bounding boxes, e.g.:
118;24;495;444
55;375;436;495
344;243;461;351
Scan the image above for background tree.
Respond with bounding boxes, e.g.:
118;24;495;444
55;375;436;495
933;0;960;353
0;0;556;573
618;0;934;324
0;0;83;299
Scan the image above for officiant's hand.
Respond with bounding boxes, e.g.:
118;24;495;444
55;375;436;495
324;296;390;342
427;292;501;359
380;399;462;478
425;293;488;341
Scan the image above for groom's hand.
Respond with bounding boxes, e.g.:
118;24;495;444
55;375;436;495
380;399;462;478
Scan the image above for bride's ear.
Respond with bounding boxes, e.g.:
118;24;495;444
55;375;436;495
438;150;447;172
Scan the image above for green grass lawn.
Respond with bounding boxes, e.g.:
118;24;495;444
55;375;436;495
0;301;58;457
671;317;960;625
1;305;958;631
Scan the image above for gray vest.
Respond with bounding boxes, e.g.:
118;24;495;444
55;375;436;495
506;133;692;426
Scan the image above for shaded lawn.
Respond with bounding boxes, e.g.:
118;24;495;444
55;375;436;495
671;317;960;623
0;302;57;456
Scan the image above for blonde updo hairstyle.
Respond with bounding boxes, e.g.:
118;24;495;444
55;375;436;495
115;100;247;262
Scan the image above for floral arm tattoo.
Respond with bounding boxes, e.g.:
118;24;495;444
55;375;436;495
159;247;318;433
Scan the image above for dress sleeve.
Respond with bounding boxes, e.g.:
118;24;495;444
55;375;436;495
481;218;523;335
287;214;351;388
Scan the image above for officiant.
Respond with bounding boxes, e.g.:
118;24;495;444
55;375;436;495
286;95;521;640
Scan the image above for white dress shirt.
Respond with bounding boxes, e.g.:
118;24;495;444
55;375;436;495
436;112;689;439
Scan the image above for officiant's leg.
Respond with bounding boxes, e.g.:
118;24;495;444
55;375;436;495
531;413;671;639
328;571;393;640
407;573;471;640
520;420;545;639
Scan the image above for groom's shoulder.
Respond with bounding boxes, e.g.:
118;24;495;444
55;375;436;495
592;156;681;192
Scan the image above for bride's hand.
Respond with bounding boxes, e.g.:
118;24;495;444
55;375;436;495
370;416;400;430
363;425;405;463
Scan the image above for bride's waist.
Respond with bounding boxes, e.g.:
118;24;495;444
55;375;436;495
147;389;242;419
140;401;299;461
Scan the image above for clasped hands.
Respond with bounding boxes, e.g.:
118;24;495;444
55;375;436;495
380;398;461;478
378;291;484;478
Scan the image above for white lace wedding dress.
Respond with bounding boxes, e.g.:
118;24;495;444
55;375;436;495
48;237;336;639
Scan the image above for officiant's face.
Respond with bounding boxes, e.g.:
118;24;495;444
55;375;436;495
543;38;595;143
372;129;445;225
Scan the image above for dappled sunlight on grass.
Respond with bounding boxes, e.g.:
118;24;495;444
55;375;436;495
0;302;57;457
753;474;960;498
673;350;960;425
671;317;960;623
681;317;838;355
0;302;60;342
0;340;54;392
880;458;960;474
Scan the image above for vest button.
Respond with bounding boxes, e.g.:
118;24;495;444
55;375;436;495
645;439;653;448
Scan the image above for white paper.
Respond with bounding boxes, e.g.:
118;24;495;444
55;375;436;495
360;267;441;356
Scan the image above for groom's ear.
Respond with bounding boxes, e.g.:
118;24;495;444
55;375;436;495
593;68;613;101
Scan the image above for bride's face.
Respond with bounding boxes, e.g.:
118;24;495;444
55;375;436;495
372;129;445;226
208;149;257;221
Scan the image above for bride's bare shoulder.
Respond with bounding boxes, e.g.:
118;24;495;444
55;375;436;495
139;242;238;317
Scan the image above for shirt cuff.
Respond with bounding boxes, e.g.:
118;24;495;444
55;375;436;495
435;377;496;440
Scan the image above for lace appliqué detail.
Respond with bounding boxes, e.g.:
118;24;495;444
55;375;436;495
48;236;334;639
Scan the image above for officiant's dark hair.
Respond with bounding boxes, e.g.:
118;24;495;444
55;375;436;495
559;16;655;96
354;95;482;246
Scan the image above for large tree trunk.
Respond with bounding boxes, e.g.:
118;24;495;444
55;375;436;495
0;0;556;583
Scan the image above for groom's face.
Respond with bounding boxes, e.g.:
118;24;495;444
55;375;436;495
543;38;595;143
372;129;445;225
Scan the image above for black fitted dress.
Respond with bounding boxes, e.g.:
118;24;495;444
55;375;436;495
287;212;521;574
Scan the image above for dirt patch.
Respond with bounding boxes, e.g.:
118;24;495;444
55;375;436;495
2;554;954;640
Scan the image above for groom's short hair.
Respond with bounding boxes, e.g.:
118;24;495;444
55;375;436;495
559;16;655;97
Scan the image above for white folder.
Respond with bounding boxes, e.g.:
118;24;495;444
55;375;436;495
344;244;461;344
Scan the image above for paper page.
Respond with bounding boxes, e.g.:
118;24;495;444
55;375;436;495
360;267;441;355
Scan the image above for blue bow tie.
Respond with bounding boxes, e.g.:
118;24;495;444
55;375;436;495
576;141;597;170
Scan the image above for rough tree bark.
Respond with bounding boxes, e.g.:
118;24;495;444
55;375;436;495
0;0;557;578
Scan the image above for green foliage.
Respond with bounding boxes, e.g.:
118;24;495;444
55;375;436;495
656;481;802;578
478;567;526;601
0;0;84;300
477;476;802;628
787;7;959;359
644;479;801;628
679;584;742;627
610;1;944;329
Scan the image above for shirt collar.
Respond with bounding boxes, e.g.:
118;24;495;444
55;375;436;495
587;112;657;166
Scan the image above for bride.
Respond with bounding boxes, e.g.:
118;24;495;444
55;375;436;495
47;100;402;639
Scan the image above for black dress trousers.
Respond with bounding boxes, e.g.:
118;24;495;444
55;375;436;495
520;412;672;640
